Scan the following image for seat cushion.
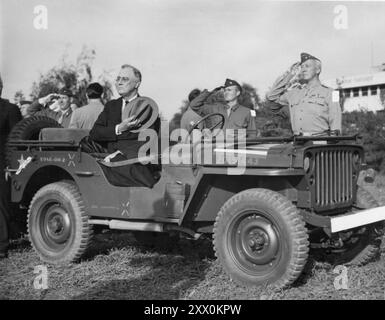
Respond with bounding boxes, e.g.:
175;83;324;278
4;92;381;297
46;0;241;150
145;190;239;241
40;128;90;144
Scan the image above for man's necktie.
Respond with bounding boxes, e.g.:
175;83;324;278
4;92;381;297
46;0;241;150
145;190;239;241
122;100;131;121
58;111;64;124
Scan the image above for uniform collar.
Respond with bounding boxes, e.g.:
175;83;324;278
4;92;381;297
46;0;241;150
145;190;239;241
225;102;241;112
61;108;72;116
305;79;321;90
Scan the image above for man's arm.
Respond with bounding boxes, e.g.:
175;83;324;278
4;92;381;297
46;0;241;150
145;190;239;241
117;104;152;140
7;103;22;132
189;89;213;117
89;104;118;142
266;64;300;119
27;94;58;116
328;90;342;132
27;100;44;115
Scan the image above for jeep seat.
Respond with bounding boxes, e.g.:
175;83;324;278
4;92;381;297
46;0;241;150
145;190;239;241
40;128;90;145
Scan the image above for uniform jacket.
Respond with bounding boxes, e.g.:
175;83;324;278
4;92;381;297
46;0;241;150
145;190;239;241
180;107;203;132
189;90;257;139
266;70;342;135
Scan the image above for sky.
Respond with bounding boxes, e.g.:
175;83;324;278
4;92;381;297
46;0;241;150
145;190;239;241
1;0;385;119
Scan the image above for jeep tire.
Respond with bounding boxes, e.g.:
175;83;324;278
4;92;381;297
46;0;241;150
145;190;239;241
6;115;61;165
213;188;309;289
28;181;92;264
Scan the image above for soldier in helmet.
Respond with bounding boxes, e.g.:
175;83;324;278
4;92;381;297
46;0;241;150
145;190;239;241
266;53;342;136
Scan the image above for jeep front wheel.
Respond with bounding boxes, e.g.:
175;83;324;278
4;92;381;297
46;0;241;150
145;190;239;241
213;188;309;289
28;181;92;264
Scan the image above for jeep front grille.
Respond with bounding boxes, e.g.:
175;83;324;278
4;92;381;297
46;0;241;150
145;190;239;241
314;150;354;207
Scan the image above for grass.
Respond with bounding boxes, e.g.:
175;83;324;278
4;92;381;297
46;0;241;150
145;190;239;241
1;231;385;300
1;173;385;300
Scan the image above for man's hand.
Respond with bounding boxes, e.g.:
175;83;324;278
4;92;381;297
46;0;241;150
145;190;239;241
211;86;223;92
38;93;59;106
289;62;301;76
117;115;141;133
103;151;122;163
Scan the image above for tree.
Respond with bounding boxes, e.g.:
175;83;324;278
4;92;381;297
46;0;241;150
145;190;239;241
30;45;113;105
169;99;189;133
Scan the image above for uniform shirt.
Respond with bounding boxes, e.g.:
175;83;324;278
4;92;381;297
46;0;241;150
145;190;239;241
189;89;257;139
266;71;342;135
180;107;203;132
69;99;104;130
35;107;73;128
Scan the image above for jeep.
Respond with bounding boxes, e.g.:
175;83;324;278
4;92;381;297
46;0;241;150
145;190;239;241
5;112;385;289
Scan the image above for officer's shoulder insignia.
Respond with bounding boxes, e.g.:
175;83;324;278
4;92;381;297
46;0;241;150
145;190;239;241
332;90;340;102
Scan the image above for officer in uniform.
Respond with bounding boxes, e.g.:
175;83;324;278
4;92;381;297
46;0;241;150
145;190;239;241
189;79;258;139
266;53;342;136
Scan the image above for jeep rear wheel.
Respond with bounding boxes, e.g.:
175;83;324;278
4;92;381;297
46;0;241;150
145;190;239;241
213;188;309;289
28;181;92;264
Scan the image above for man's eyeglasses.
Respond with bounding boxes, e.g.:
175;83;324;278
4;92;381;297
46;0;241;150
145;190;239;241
115;77;130;83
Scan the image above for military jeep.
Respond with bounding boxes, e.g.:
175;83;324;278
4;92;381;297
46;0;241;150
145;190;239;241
5;113;385;289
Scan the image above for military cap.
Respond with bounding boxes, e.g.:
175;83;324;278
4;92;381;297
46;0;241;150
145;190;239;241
58;87;73;97
224;78;242;92
300;52;321;64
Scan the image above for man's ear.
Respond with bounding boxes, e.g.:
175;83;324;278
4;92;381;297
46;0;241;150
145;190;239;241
135;81;141;89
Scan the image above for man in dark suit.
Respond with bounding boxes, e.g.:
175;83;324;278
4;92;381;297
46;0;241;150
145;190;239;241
0;74;22;258
89;64;160;187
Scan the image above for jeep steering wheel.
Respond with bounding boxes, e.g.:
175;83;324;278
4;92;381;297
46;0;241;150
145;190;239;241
185;112;225;143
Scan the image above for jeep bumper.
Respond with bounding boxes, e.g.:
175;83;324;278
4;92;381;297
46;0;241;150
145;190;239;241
331;205;385;233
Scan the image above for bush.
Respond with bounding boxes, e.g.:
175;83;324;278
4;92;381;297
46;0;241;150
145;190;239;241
343;111;385;172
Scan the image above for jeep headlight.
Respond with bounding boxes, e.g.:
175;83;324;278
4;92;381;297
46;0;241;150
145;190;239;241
304;154;312;173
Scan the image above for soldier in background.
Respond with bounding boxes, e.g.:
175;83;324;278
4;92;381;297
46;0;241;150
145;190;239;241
69;83;104;130
266;53;341;136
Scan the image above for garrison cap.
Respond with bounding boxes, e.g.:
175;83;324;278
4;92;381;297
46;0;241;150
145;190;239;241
300;52;321;64
224;78;242;92
58;88;73;97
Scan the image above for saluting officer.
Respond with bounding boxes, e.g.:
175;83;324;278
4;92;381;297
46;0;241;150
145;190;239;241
266;53;342;136
189;79;257;139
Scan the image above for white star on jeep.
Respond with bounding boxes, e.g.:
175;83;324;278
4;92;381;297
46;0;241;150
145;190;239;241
17;154;26;167
16;154;33;175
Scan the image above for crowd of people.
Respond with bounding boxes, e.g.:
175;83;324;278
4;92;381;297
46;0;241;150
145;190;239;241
0;52;342;259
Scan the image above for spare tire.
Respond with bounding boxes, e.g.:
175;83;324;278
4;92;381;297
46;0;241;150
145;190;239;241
6;115;62;165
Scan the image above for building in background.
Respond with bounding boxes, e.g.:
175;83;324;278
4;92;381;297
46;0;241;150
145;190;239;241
324;71;385;113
